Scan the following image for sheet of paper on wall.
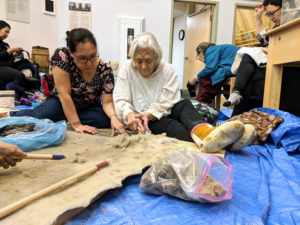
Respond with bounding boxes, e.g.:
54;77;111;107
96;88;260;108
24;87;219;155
68;2;92;30
5;0;30;23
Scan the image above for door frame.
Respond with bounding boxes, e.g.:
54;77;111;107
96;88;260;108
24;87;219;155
232;3;257;45
169;0;219;63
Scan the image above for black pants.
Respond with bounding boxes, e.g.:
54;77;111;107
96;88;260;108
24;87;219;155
0;66;26;90
148;99;207;142
232;54;265;116
233;54;265;94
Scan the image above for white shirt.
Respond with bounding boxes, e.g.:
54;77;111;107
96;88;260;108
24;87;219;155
237;47;268;66
113;59;181;123
231;47;268;74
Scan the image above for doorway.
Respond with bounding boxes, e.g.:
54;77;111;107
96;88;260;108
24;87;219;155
233;4;273;48
171;0;218;89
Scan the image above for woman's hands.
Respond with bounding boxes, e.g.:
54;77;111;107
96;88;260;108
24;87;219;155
255;3;264;20
110;115;128;136
0;141;27;169
72;123;98;134
8;47;23;56
261;47;268;55
71;118;128;136
126;112;150;134
127;112;143;132
101;93;128;136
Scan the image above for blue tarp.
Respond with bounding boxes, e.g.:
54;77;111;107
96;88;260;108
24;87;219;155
67;108;300;225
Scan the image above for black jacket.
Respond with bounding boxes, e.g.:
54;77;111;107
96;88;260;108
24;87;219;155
0;39;14;67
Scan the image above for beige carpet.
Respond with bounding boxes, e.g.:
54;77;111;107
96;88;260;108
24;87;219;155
0;130;224;225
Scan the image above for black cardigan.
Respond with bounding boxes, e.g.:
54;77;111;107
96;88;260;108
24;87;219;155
0;39;14;67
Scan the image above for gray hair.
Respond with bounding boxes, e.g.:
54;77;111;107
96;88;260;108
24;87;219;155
129;32;163;67
196;42;216;55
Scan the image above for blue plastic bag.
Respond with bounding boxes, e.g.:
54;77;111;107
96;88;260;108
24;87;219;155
0;116;67;152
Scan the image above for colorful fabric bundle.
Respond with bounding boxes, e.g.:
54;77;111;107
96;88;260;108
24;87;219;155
194;102;219;125
227;109;284;145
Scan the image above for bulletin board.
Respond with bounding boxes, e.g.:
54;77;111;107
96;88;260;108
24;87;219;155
5;0;30;24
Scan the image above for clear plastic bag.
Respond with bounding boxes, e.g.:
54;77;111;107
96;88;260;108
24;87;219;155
140;150;233;203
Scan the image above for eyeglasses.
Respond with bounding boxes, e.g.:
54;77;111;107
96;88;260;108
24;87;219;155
73;53;99;64
265;7;281;18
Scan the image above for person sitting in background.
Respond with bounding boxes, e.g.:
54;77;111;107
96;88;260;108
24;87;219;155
10;28;127;136
0;20;27;98
187;42;238;107
223;0;282;116
0;140;26;169
113;32;254;153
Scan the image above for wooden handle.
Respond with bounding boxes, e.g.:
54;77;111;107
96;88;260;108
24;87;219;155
13;154;65;160
0;161;108;219
26;154;54;160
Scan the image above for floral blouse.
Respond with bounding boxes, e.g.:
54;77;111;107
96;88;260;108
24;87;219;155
50;48;114;110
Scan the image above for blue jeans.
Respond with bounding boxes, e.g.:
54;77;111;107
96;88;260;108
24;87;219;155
10;96;111;128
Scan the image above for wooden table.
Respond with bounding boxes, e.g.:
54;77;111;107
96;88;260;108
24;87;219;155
263;17;300;109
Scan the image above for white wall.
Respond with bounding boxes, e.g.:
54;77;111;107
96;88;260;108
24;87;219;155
56;0;172;63
0;0;58;56
1;0;172;64
172;14;187;88
0;1;5;22
0;0;259;64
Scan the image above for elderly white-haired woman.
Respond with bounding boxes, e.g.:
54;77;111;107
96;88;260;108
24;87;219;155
113;32;254;153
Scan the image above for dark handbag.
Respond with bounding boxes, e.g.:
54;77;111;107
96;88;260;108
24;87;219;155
14;51;40;80
13;50;31;68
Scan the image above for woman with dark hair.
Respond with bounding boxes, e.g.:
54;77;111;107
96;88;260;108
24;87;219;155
187;42;238;106
10;28;127;136
223;0;283;116
0;20;27;97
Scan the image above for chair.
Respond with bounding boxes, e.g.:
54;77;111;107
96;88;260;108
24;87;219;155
214;78;235;111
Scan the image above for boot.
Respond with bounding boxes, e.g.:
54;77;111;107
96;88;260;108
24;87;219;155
191;121;245;153
227;124;255;152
